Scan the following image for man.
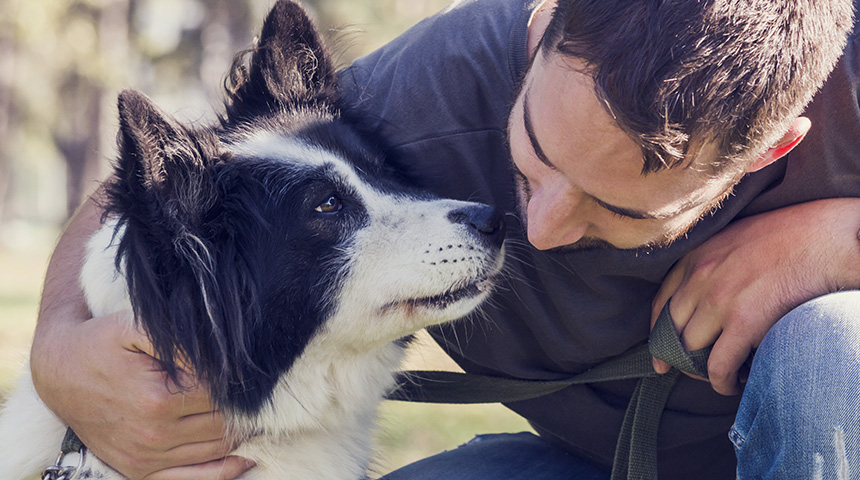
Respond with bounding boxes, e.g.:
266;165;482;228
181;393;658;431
30;0;860;478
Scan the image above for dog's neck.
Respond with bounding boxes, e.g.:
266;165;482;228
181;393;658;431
231;336;406;479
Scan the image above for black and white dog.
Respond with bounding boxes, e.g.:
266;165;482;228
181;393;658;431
0;1;505;478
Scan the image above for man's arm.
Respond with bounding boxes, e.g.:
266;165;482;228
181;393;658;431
30;195;253;479
651;197;860;395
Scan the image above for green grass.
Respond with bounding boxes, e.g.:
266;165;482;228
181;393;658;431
374;331;534;475
0;226;533;475
376;397;533;475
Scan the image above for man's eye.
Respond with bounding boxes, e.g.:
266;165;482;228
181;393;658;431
609;210;633;220
314;195;342;214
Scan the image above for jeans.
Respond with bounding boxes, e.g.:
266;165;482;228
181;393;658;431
379;292;860;480
733;291;860;479
379;431;610;480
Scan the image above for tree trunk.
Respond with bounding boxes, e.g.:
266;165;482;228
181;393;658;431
0;36;15;226
56;0;130;219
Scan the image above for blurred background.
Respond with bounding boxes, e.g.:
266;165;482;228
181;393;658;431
0;0;531;475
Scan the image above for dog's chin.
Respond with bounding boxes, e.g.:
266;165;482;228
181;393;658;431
382;275;497;322
410;276;495;311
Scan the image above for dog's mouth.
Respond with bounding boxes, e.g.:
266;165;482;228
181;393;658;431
383;275;497;313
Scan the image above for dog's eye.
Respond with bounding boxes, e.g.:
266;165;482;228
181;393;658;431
314;195;342;214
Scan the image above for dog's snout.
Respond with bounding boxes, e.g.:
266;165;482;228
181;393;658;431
447;205;506;248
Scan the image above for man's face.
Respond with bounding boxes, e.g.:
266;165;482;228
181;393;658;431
507;51;736;251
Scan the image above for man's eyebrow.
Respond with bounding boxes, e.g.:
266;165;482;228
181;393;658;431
522;88;681;221
522;89;557;171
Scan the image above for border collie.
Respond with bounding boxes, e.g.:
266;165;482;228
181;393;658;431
0;1;505;478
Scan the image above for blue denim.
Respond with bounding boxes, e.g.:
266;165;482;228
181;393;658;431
378;431;610;479
732;291;860;480
380;292;860;479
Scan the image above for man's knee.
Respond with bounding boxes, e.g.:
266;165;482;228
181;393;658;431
741;291;860;421
758;291;860;365
743;290;860;425
733;292;860;478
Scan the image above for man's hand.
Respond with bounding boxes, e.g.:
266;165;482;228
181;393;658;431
651;198;860;396
31;312;251;480
30;197;253;479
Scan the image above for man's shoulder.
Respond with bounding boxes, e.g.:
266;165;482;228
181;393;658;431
741;26;860;216
339;0;534;146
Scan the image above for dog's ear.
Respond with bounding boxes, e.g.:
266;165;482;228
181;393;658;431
225;0;338;121
110;89;227;392
114;89;218;223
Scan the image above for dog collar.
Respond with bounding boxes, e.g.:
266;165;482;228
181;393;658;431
41;427;87;480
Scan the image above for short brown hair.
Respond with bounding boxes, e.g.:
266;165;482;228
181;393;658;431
542;0;855;174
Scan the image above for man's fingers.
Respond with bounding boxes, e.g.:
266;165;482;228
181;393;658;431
706;332;752;396
125;350;215;418
677;304;722;353
654;300;720;382
652;357;671;374
129;412;231;455
163;437;241;464
100;436;240;478
145;456;255;480
169;413;235;451
675;306;731;385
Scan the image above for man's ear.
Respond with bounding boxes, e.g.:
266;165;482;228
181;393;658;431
746;116;812;173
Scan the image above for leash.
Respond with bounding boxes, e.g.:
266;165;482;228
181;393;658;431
42;427;87;480
387;302;711;480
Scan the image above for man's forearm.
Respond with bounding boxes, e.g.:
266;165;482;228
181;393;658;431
818;197;860;293
31;194;104;386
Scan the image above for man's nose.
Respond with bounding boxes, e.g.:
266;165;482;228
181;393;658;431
526;188;588;250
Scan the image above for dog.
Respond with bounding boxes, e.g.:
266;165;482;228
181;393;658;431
0;1;505;478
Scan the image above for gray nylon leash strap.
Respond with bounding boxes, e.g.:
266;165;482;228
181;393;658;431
611;312;710;480
610;370;680;480
387;301;712;480
386;343;655;404
61;427;85;455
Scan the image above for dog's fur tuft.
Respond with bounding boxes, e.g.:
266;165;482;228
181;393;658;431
224;0;339;125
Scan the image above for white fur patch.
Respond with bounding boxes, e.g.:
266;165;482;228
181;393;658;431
80;218;132;317
229;131;334;168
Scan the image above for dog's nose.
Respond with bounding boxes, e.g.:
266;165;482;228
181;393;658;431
447;204;506;248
